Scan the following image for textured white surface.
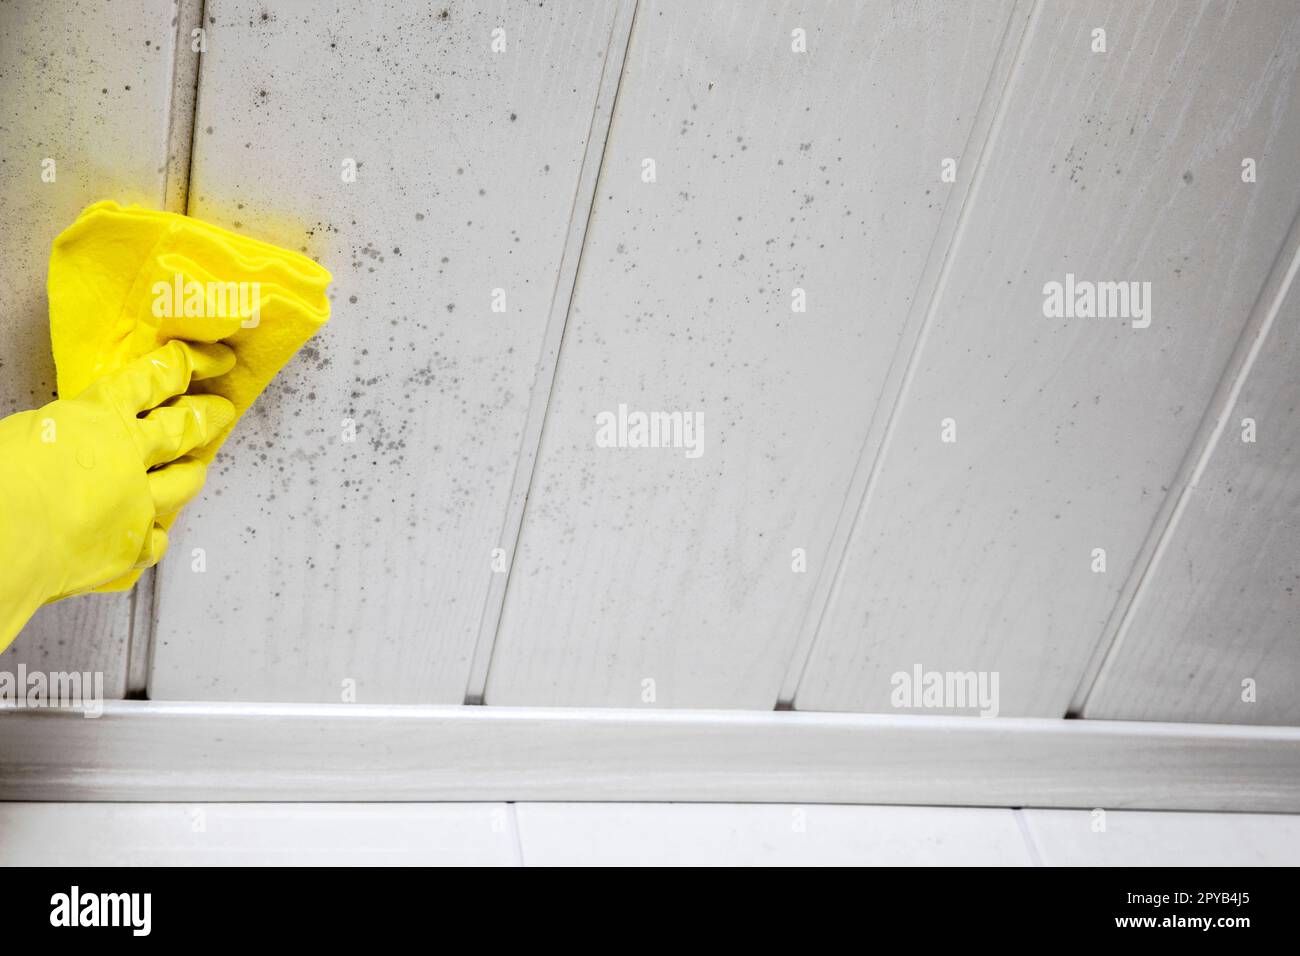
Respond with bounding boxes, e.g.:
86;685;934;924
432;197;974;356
3;702;1298;810
486;0;1016;708
0;803;516;866
796;0;1300;717
148;0;623;702
517;802;1032;866
1023;809;1300;867
0;0;1293;780
1085;247;1300;724
3;801;1297;866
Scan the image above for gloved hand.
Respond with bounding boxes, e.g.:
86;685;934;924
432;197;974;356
0;339;236;651
48;200;332;593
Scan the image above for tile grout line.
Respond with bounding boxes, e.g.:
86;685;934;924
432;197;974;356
507;803;527;866
1069;198;1300;716
126;0;207;699
775;0;1043;707
1014;809;1046;867
462;0;640;704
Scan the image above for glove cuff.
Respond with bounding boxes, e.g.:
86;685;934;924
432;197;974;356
0;410;63;650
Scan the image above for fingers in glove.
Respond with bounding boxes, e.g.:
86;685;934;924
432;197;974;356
148;456;208;517
136;393;236;468
113;340;236;414
133;523;169;570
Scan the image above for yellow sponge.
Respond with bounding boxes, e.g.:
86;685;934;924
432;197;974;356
47;201;331;591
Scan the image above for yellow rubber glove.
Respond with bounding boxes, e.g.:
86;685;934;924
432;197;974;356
48;201;331;592
0;340;236;651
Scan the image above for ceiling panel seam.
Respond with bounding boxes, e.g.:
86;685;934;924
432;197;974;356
778;0;1044;709
127;0;207;698
464;0;642;704
1072;200;1300;717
